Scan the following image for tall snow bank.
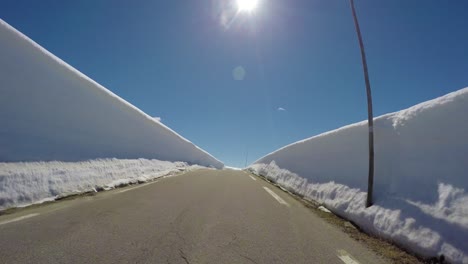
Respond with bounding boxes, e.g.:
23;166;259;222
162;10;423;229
0;159;199;211
249;88;468;263
0;19;222;169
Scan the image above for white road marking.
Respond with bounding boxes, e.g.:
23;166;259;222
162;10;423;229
0;213;40;226
337;250;360;264
118;180;159;194
249;175;257;181
263;187;290;207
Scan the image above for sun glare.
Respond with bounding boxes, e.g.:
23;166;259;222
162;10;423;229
237;0;259;12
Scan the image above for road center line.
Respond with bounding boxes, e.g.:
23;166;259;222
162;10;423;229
249;175;257;181
263;187;290;207
337;250;360;264
0;213;40;226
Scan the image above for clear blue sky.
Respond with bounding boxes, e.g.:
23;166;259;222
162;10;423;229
2;1;467;167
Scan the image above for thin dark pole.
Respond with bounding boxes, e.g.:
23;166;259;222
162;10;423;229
349;0;374;207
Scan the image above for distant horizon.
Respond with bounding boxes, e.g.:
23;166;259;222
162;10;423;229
1;1;467;167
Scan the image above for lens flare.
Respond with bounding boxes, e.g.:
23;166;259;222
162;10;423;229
236;0;258;12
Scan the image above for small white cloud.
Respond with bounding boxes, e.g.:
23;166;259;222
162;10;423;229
277;107;286;111
153;117;162;122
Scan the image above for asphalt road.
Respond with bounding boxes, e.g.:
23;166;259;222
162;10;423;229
0;169;388;264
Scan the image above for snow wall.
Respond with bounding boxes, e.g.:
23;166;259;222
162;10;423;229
0;19;223;169
249;88;468;263
0;159;200;211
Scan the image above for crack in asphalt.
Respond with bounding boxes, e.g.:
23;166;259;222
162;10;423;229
179;248;190;264
217;232;238;248
226;233;238;247
175;229;187;245
238;252;258;264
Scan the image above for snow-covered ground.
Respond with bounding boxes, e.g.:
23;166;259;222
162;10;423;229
249;88;468;264
224;166;242;170
0;19;222;169
0;158;204;211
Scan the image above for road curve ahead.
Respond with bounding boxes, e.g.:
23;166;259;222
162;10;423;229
0;169;387;264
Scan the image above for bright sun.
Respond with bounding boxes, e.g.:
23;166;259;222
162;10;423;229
237;0;259;12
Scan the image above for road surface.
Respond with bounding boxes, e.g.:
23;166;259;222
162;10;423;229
0;169;387;263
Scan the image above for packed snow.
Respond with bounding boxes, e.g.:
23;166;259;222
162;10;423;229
0;158;203;211
0;19;222;169
249;88;468;264
224;166;242;170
